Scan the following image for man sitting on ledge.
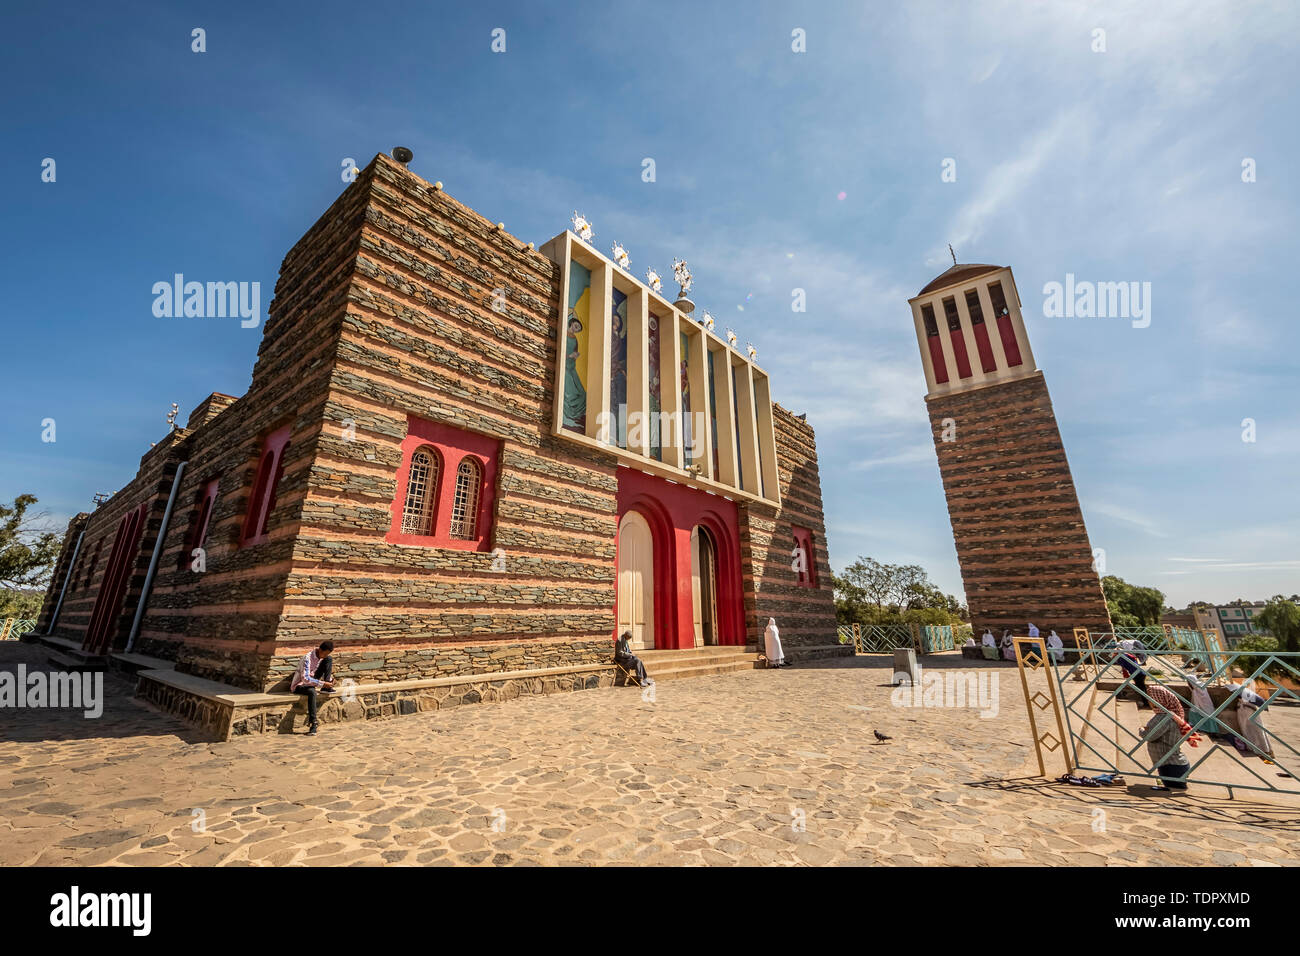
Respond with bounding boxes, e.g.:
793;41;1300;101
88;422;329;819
614;630;653;687
290;640;336;735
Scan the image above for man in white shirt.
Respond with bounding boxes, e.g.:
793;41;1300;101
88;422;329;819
291;640;337;735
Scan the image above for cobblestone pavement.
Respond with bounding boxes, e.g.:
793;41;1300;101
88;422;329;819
1;641;1295;866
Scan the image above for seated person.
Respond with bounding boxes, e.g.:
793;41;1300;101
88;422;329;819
290;640;336;736
1046;629;1065;664
614;630;653;686
980;628;999;660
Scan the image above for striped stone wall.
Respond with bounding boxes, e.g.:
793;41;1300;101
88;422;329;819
125;152;376;685
262;153;617;688
742;404;839;647
925;371;1111;636
38;433;188;653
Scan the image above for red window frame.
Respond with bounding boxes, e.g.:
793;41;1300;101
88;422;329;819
241;425;291;545
387;416;499;552
792;525;818;588
180;478;220;569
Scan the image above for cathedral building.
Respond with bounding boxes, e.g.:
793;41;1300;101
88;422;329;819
35;152;841;737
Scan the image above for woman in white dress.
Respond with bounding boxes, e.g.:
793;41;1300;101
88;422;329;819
764;617;789;668
1046;629;1065;664
1231;676;1274;761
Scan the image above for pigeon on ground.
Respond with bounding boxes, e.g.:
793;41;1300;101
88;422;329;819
873;730;892;743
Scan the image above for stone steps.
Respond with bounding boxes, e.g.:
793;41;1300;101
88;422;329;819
636;645;764;682
40;636;108;672
632;643;857;681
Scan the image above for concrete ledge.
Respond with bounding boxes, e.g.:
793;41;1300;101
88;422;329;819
787;643;857;659
110;651;176;676
135;661;620;741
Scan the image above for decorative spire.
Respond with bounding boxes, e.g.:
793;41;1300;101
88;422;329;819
611;241;630;271
671;258;695;314
570;212;593;242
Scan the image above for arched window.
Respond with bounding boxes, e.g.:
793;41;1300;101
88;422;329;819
400;446;440;536
242;425;291;544
448;457;482;540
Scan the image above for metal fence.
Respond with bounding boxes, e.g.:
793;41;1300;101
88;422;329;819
920;625;955;653
835;623;969;655
1016;635;1300;797
0;619;37;641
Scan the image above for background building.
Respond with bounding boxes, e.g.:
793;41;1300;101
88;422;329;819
909;261;1112;638
1192;602;1270;644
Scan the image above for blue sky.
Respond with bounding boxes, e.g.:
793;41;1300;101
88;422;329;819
2;0;1297;607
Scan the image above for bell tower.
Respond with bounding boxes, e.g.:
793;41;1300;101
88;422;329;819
910;261;1111;637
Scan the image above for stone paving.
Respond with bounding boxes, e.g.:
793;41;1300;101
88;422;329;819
1;640;1296;866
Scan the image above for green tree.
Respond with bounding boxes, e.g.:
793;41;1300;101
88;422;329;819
0;588;43;618
1254;596;1300;653
832;555;966;626
0;495;59;596
1101;575;1165;626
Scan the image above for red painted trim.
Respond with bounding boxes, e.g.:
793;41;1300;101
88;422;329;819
948;324;973;379
996;312;1023;367
180;479;219;570
386;415;499;552
792;525;818;587
972;320;998;373
615;468;745;650
241;425;291;545
927;335;949;384
83;501;148;654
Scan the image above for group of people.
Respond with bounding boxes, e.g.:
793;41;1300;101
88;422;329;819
964;623;1064;662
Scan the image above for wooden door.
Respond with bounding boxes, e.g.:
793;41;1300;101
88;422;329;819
616;511;654;651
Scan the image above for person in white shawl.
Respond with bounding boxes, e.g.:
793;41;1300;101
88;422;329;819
981;629;996;647
1183;669;1224;735
764;617;789;668
1229;673;1274;761
1046;629;1064;664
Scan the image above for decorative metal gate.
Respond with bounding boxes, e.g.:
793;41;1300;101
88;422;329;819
1017;634;1300;797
